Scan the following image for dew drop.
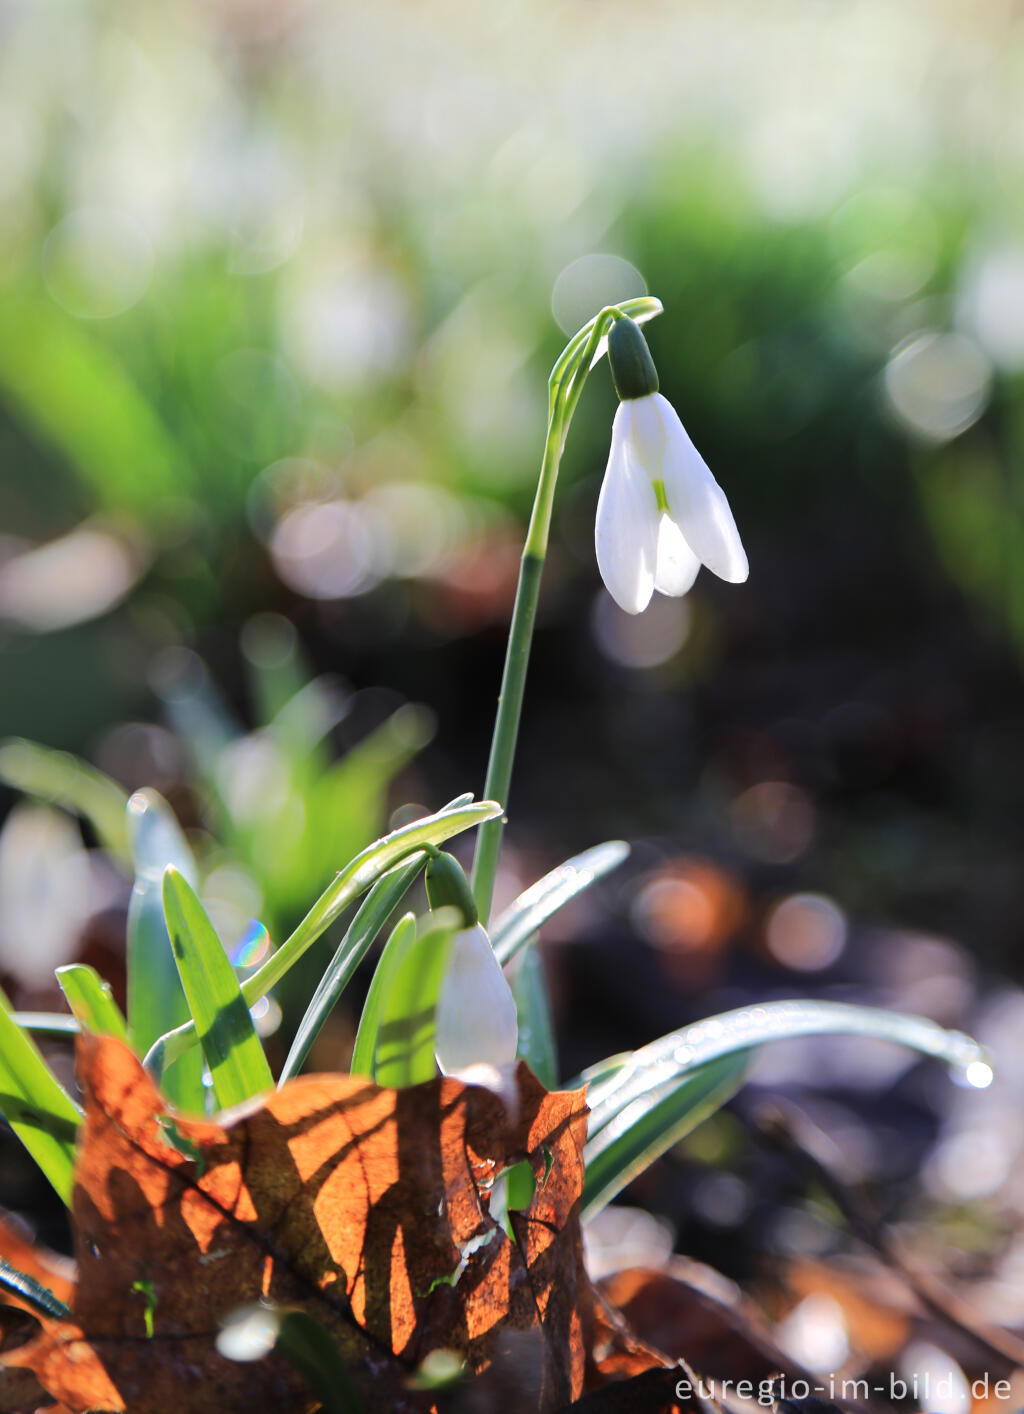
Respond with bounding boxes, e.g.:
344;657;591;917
962;1059;994;1090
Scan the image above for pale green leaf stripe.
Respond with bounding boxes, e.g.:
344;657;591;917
144;798;500;1077
162;868;273;1110
511;942;558;1089
369;909;458;1089
350;914;417;1079
280;855;425;1086
585;999;987;1137
0;738;129;862
582;1055;748;1223
492;840;629;966
11;1014;80;1037
56;964;127;1040
579;1000;991;1222
0;986;82;1205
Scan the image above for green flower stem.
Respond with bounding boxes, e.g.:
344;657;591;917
470;540;548;922
471;297;662;921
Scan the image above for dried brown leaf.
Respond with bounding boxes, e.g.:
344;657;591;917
4;1036;590;1413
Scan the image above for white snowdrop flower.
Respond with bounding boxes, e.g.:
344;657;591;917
595;317;748;615
434;922;519;1075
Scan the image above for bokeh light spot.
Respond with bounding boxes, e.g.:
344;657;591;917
592;592;692;670
551;254;646;336
731;781;815;864
958;245;1024;370
270;500;381;600
43;208;152;319
766;893;847;972
776;1293;849;1374
884;330;992;442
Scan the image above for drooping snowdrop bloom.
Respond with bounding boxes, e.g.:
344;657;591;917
595;317;748;615
434;921;519;1074
426;850;519;1076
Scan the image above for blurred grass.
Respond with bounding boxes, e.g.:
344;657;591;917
0;0;1018;680
1;0;1023;959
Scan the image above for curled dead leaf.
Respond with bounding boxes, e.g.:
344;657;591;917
3;1035;590;1413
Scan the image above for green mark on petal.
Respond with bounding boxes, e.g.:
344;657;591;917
652;478;670;514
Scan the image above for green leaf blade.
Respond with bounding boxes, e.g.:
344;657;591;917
146;797;502;1078
350;914;417;1079
0;738;129;862
351;909;458;1087
55;964;127;1040
372;910;457;1088
242;798;502;1007
491;840;629;966
582;1054;748;1224
279;854;425;1086
510;942;557;1089
126;791;206;1110
0;986;82;1205
162;867;273;1111
580;999;991;1223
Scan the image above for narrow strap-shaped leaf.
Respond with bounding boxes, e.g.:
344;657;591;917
511;942;557;1089
275;1310;363;1414
0;986;82;1205
56;964;127;1039
370;909;458;1088
581;1054;748;1223
243;799;499;1004
0;737;129;862
145;798;502;1078
162;868;273;1110
10;1013;80;1037
126;789;205;1110
491;840;629;965
350;914;417;1079
0;1259;72;1321
579;999;992;1222
279;854;425;1086
585;999;989;1134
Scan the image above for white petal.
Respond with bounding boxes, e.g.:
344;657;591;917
654;514;701;596
656;394;749;584
595;404;659;615
623;393;669;479
435;924;519;1074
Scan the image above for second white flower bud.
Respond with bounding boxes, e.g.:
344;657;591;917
434;922;519;1075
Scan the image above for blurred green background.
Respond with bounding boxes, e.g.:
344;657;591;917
4;0;1024;1355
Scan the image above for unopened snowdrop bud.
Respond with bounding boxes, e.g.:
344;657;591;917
434;923;519;1075
425;851;478;927
597;316;748;615
607;314;660;400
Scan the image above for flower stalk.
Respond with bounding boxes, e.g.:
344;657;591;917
470;297;663;921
